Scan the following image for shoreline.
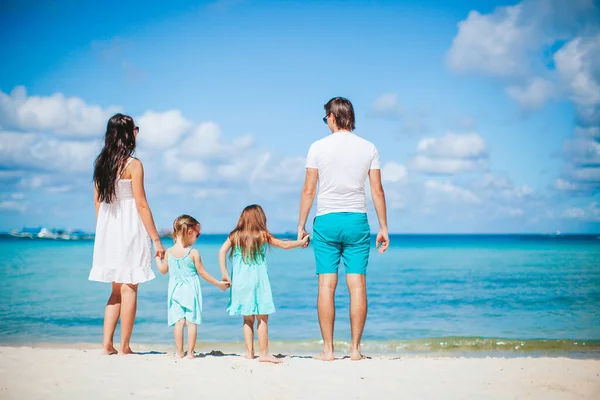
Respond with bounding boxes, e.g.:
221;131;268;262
2;342;599;360
1;346;599;399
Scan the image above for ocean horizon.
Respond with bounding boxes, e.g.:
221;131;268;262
1;234;599;357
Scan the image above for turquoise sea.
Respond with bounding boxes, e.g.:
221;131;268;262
1;235;599;356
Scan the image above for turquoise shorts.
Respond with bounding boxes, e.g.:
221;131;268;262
312;212;371;275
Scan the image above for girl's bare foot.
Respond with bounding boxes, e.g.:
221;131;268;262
244;352;255;360
175;351;185;358
258;354;282;364
314;352;335;361
101;346;118;355
120;347;134;355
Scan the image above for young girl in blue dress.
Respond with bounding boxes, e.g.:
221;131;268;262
156;215;230;358
218;204;309;363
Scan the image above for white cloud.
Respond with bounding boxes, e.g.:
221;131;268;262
409;132;488;174
0;131;99;173
410;156;486;175
424;180;482;204
0;86;121;137
136;109;192;149
555;178;581;191
381;162;408;184
417;132;486;159
554;34;600;108
0;200;26;212
447;4;528;77
506;77;554;110
370;93;402;118
562;202;600;221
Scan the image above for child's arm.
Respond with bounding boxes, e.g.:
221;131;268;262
94;185;100;218
268;232;310;250
218;238;232;283
191;249;230;291
155;249;169;274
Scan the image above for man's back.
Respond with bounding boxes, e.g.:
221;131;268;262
306;131;380;216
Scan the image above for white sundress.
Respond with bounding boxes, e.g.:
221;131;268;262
89;158;155;284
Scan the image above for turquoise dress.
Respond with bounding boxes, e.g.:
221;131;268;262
227;245;276;316
167;248;202;326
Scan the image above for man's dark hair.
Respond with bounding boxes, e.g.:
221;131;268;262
324;97;355;131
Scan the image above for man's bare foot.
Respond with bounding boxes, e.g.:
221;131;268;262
101;346;118;355
350;350;365;361
175;351;185;358
120;347;134;355
186;352;196;359
314;352;335;361
244;352;255;360
258;354;282;364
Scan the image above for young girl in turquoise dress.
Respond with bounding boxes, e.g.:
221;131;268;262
218;204;309;363
156;215;230;358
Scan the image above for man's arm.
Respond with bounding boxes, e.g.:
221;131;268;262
297;168;318;244
368;169;389;253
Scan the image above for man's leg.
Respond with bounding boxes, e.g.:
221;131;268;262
346;274;367;360
340;212;371;361
312;214;342;361
316;273;338;361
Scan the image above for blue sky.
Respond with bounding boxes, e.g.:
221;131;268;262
1;0;599;233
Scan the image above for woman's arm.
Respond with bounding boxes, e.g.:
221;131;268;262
130;159;165;258
155;252;169;274
191;250;229;290
94;185;100;218
218;238;232;282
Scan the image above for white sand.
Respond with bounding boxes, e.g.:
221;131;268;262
1;346;599;399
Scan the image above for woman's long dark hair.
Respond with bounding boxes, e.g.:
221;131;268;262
93;113;136;203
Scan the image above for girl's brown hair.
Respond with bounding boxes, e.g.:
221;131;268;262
228;204;272;264
173;214;200;246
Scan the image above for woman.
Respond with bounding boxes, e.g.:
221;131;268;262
89;113;165;355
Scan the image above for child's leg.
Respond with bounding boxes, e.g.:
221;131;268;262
174;319;185;358
119;283;138;354
185;320;197;359
257;315;281;364
102;282;121;355
243;315;255;359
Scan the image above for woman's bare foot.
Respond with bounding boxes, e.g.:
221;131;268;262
101;346;118;355
314;352;335;361
186;352;196;359
175;351;185;358
258;354;282;364
120;347;134;355
244;352;255;360
350;350;365;361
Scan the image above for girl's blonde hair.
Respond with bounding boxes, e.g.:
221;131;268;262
173;214;200;246
228;204;272;264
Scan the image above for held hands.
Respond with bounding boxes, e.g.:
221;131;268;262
216;280;230;291
298;227;310;249
376;229;390;253
153;239;166;259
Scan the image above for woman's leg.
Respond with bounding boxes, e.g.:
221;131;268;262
243;315;255;359
102;282;121;355
185;320;197;358
174;319;185;358
257;315;281;363
119;283;138;354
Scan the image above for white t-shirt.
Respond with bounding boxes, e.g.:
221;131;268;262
306;131;380;216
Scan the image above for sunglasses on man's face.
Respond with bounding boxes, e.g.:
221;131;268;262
322;114;329;124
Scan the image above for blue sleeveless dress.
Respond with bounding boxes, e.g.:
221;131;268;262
227;245;276;316
167;248;202;325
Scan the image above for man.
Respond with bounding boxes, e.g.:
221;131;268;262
297;96;389;361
